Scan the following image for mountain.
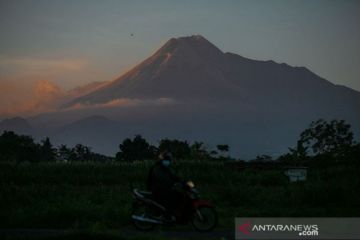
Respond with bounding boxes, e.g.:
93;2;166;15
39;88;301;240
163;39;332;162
0;117;33;135
64;35;229;106
35;35;360;158
65;35;360;117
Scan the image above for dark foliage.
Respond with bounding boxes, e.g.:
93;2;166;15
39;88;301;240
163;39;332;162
0;132;112;163
40;137;57;162
298;119;354;155
278;119;359;167
158;138;191;159
0;131;40;163
116;135;157;162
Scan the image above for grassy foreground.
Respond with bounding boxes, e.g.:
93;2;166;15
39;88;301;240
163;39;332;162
1;161;360;230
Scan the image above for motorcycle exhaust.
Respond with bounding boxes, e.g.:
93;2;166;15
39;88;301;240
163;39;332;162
131;215;163;224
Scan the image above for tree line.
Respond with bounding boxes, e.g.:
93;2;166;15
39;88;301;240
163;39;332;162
0;118;359;165
115;136;230;162
0;131;113;163
0;132;230;163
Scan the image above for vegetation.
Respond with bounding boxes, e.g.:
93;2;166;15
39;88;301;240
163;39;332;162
0;131;40;163
0;118;359;232
298;119;354;155
278;119;359;167
0;132;113;163
0;160;359;230
115;137;216;162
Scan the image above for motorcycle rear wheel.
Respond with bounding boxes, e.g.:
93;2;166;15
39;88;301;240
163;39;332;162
191;206;218;232
132;204;156;231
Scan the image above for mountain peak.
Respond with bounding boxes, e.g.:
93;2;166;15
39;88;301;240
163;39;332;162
177;34;207;42
158;35;223;58
166;35;207;45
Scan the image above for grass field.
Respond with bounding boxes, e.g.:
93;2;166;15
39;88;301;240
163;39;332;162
1;160;360;232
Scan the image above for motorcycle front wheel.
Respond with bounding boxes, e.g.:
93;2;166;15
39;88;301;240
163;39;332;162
191;206;218;231
131;203;156;231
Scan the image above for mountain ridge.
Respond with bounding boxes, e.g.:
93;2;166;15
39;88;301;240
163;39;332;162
3;35;358;159
65;35;359;110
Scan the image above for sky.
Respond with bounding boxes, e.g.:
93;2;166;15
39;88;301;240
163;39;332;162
0;0;359;117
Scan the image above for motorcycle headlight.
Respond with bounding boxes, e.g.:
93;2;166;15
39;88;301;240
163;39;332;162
187;181;195;188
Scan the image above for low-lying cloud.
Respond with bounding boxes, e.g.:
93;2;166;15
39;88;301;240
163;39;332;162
0;77;178;118
65;97;178;111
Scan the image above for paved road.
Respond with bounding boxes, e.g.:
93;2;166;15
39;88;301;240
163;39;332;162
0;228;234;239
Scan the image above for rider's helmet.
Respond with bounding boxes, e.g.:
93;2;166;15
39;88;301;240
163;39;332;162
159;151;173;161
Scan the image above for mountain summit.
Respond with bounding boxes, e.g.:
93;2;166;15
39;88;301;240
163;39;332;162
65;35;231;106
65;35;360;116
53;35;360;158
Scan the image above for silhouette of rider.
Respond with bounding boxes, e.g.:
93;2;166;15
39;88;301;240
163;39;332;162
147;151;183;219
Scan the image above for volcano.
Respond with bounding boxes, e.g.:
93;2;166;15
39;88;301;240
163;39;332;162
66;35;360;118
66;35;237;105
36;35;360;158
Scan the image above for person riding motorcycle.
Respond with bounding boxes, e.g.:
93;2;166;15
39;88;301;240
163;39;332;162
146;151;184;220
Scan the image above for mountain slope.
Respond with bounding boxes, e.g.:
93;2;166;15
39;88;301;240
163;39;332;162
44;35;360;158
65;35;247;105
0;117;33;135
65;35;360;118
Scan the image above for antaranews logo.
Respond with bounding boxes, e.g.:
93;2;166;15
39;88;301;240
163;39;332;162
238;222;251;235
236;218;360;240
237;222;319;237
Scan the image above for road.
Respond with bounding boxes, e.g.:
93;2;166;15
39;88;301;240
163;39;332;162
0;228;234;240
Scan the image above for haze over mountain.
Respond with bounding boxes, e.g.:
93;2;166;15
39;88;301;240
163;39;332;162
2;35;360;158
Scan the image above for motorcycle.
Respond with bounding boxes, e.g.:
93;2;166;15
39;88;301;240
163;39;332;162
131;181;217;231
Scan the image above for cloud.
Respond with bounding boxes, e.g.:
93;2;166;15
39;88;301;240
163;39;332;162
64;97;177;111
0;79;66;117
0;55;92;91
0;76;178;117
0;56;88;74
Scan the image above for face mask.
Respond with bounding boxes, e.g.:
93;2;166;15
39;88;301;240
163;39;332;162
162;160;171;167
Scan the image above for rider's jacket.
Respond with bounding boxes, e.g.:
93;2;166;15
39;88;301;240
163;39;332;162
147;161;180;194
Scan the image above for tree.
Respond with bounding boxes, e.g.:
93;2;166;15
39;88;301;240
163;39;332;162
73;144;92;162
40;137;56;162
158;139;191;159
57;144;73;162
0;131;40;163
217;144;229;152
116;135;156;162
297;119;354;156
216;144;229;158
190;141;211;160
280;140;309;165
254;154;273;162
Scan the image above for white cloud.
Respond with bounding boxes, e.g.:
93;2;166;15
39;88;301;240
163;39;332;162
64;97;177;111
